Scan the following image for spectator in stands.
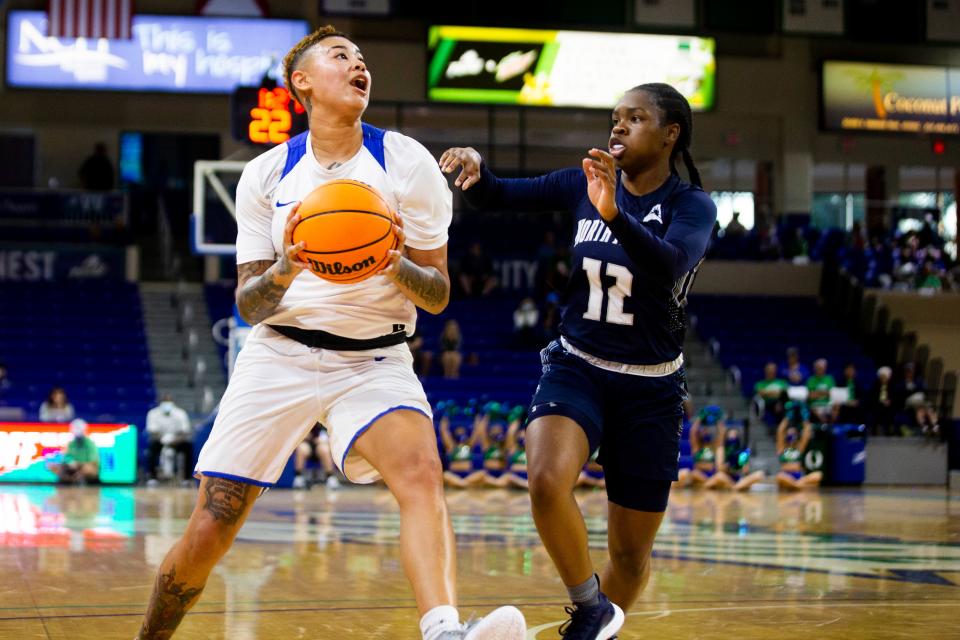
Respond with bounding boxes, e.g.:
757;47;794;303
535;231;571;297
513;297;540;348
916;259;944;292
293;424;339;490
783;228;809;261
757;222;781;260
895;362;940;437
775;405;821;491
833;362;864;424
40;387;75;423
867;366;896;436
78;142;115;191
49;419;99;484
806;358;835;422
754;361;788;427
145;394;193;484
0;360;10;400
780;347;809;386
405;329;433;378
457;241;497;297
541;291;561;341
724;212;746;238
439;319;463;379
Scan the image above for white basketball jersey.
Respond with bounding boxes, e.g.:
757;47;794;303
235;123;452;339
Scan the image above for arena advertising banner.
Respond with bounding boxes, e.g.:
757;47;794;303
0;486;136;549
5;10;308;93
822;61;960;135
427;25;715;110
0;244;126;281
0;422;138;484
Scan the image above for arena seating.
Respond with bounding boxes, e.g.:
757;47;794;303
204;282;540;408
0;281;155;426
687;294;877;399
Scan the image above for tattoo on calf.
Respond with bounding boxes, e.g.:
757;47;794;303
138;564;204;640
395;261;447;309
202;477;250;525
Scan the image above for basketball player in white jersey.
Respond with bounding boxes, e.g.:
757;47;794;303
135;26;525;640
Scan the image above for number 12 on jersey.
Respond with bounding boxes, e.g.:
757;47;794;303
582;258;634;325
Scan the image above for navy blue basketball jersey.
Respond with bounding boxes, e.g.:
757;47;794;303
465;166;716;365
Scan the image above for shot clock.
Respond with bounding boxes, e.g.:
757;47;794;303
231;86;308;146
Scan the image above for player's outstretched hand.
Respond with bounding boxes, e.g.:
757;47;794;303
582;148;619;222
380;222;407;280
439;147;482;190
279;203;310;276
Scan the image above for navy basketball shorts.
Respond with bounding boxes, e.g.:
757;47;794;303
528;340;687;512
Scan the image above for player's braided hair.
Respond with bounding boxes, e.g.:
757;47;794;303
283;25;349;113
629;83;702;188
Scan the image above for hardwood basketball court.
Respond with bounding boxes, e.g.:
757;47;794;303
1;484;957;639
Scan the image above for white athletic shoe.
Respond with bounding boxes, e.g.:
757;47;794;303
462;606;526;640
326;475;341;490
292;475;307;489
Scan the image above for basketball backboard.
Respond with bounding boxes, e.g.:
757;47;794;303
191;160;246;255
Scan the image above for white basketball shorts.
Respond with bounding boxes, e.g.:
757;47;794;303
195;324;432;486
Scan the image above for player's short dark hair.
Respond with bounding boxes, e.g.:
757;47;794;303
628;83;702;188
283;25;350;111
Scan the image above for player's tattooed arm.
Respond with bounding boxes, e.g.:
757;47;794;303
235;206;309;325
382;225;450;314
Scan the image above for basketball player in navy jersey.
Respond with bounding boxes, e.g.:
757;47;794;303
440;83;716;639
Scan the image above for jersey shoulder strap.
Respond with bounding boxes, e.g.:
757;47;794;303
279;131;308;182
361;122;387;171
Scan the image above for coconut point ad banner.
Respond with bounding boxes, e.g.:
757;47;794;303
822;61;960;135
427;25;715;111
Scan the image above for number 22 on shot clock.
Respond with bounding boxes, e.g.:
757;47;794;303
247;87;305;145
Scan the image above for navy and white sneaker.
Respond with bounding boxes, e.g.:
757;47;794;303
558;594;624;640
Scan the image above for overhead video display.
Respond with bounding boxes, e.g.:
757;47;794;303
427;25;715;111
6;10;308;93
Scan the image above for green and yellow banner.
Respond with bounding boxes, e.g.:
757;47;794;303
427;25;715;111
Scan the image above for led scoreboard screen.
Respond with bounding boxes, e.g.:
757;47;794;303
231;86;308;145
427;25;715;110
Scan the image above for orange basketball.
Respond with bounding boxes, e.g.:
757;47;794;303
292;179;399;283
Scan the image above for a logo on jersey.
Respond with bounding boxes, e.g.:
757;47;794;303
276;200;297;208
306;255;376;276
643;204;663;224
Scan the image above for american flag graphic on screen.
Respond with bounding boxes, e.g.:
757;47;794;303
47;0;133;39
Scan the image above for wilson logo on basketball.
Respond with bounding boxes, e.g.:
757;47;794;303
307;255;377;276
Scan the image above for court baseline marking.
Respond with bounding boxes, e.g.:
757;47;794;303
525;601;959;638
1;598;957;625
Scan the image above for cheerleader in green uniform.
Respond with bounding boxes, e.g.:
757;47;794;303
577;448;606;489
439;402;484;488
684;405;728;489
717;427;764;491
488;406;530;489
776;402;822;490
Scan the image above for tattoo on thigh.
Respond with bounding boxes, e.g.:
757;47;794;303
139;564;204;640
202;477;250;525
